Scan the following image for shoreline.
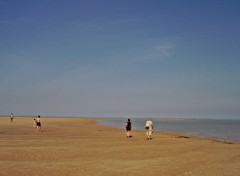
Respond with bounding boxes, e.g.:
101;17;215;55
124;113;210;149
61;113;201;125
3;116;237;144
96;118;240;144
1;116;239;144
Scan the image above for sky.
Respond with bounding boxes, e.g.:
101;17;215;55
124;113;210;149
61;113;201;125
0;0;240;119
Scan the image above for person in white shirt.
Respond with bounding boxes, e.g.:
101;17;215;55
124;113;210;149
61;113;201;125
10;113;14;123
145;118;153;140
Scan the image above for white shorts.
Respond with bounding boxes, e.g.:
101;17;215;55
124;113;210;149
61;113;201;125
146;129;152;136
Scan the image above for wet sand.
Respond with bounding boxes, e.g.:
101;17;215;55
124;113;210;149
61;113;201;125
0;117;239;176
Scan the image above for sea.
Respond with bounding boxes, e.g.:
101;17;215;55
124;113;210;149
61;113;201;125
97;118;240;143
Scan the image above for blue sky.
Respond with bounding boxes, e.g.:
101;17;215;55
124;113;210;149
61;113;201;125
0;0;240;119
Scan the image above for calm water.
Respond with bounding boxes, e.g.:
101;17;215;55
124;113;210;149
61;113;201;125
97;118;240;142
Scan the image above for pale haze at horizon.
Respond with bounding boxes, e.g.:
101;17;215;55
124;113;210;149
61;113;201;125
0;1;240;119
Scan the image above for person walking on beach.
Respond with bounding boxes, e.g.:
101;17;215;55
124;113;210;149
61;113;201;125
10;113;14;123
145;118;153;140
36;116;41;132
33;118;37;128
125;119;132;138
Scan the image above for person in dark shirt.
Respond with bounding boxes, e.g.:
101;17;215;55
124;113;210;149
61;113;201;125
36;116;41;132
125;119;132;138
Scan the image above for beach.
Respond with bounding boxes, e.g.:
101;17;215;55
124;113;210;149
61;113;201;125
0;117;239;176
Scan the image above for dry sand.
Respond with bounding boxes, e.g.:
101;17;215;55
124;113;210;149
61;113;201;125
0;117;239;176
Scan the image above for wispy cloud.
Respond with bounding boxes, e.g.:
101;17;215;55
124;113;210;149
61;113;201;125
125;43;176;63
154;44;175;57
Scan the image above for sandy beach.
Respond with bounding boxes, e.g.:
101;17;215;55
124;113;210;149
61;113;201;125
0;117;239;176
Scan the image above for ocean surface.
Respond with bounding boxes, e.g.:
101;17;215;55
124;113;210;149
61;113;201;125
97;118;240;142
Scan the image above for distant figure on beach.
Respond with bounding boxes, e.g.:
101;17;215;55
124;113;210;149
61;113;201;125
145;118;153;140
33;119;37;128
36;116;41;132
10;113;14;123
125;119;132;138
